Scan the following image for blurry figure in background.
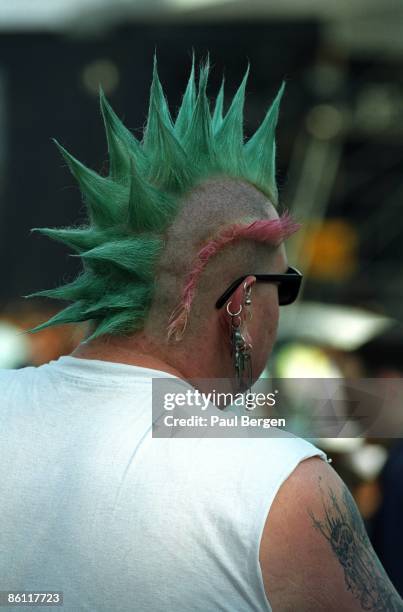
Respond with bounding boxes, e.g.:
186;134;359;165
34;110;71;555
0;318;31;368
371;440;403;597
357;325;403;598
0;58;402;612
358;324;403;379
1;301;88;366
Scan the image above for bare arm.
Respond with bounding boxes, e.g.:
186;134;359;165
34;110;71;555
259;456;403;611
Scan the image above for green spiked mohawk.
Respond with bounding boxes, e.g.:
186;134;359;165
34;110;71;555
28;56;285;340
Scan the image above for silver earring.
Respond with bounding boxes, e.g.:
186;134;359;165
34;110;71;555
244;281;252;306
227;301;253;394
243;281;253;321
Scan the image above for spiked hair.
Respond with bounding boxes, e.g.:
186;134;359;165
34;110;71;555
28;57;287;340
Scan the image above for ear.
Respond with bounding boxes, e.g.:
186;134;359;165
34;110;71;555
218;275;256;330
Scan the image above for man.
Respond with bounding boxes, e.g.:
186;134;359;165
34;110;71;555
0;58;401;611
357;327;403;599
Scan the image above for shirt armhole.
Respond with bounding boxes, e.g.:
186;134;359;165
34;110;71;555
254;447;329;612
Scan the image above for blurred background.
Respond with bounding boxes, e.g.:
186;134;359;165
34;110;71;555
0;0;402;597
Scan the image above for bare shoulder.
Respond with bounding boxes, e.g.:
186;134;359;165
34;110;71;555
259;455;403;612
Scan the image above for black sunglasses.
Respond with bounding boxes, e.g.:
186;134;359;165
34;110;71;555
215;266;303;309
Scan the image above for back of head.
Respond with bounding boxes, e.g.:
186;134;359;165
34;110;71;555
28;57;297;345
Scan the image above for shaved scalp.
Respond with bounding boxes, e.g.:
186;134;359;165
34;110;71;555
146;177;297;341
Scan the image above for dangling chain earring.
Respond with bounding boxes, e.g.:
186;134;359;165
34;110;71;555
227;282;253;395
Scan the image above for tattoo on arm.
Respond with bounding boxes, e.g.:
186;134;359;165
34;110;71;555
307;476;403;611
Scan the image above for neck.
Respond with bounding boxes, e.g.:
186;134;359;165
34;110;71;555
71;323;230;381
72;335;185;380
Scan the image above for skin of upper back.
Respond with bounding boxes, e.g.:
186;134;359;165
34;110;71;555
259;456;403;612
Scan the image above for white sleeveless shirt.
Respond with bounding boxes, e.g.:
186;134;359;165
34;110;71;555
0;356;328;611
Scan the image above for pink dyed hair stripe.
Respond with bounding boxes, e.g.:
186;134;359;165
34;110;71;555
167;211;300;341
